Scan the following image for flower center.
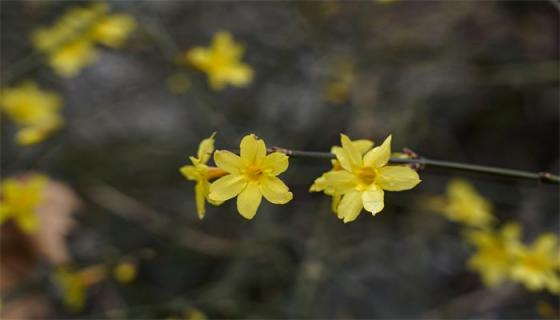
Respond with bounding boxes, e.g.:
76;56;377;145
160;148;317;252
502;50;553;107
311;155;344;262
243;165;263;181
356;167;376;185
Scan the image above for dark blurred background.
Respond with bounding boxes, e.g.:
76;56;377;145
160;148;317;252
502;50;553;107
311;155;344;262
1;1;559;319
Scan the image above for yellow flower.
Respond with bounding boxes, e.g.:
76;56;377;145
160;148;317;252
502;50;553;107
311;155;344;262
310;138;373;213
185;31;253;90
510;234;560;294
113;262;137;284
0;175;48;233
321;134;421;223
31;3;135;77
465;223;522;287
180;133;227;219
436;179;494;227
0;82;63;145
54;265;106;311
208;134;293;219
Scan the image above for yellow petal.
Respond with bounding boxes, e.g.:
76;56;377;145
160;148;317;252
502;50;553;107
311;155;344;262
89;14;136;48
214;150;242;174
338;191;363;223
501;222;522;242
208;175;246;201
259;176;293;204
340;134;362;168
353;139;374;154
240;134;266;164
197;133;216;164
195;181;208;219
309;175;328;192
225;64;253;87
180;165;199;181
374;166;421;191
363;135;392;168
332;147;353;172
362;186;384;215
262;152;289;176
237;182;262;219
213;31;242;59
323;170;356;194
187;47;211;68
331;194;341;213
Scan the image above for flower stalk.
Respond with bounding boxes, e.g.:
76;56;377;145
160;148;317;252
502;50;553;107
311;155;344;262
269;147;560;185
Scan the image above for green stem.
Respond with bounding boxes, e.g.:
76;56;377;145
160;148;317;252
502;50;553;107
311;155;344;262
269;147;560;185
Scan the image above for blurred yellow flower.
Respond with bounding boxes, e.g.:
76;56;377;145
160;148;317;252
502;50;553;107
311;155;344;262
465;223;522;287
185;31;253;91
321;134;421;223
0;82;63;145
54;265;106;311
430;179;494;228
113;262;137;284
310;138;374;213
0;175;48;233
31;3;136;78
209;134;293;219
180;133;227;218
510;234;560;294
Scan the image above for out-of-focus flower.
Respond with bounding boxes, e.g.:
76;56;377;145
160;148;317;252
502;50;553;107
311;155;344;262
209;134;293;219
0;82;63;145
54;265;106;311
428;179;494;228
31;3;135;77
321;134;421;223
465;223;522;287
113;261;137;284
324;60;355;104
310;138;373;213
166;72;191;95
180;133;227;218
510;234;560;294
0;175;48;233
184;31;253;91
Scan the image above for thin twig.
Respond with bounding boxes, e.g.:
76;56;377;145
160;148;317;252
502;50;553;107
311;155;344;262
267;147;560;185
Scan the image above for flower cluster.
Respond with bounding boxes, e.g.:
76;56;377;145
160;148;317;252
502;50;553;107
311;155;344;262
0;82;64;145
182;31;254;91
311;134;421;223
180;133;293;219
0;174;48;232
430;179;560;294
181;133;421;222
31;2;136;77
